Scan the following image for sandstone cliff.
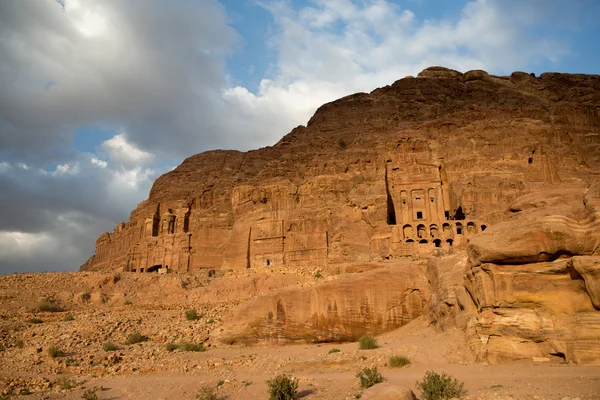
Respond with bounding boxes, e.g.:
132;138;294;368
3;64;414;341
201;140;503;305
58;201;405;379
82;67;600;274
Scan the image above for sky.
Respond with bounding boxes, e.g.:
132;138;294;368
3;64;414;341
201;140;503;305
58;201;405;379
0;0;599;274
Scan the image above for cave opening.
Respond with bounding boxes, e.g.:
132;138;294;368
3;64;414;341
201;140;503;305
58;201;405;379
385;168;396;225
453;206;465;220
147;264;161;273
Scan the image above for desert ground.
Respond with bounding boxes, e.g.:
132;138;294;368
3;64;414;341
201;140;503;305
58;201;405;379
1;270;599;400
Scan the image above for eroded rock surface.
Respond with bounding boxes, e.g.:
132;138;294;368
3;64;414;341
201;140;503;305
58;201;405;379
82;67;600;274
215;264;428;344
78;66;600;364
429;186;600;364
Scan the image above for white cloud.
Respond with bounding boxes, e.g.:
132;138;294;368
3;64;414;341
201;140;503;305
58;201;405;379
91;157;107;168
224;0;569;147
52;162;80;176
101;133;155;166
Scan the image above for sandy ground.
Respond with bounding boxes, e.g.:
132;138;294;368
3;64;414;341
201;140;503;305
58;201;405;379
2;272;599;400
13;320;600;400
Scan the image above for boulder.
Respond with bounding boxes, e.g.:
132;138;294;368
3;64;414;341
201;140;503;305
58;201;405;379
361;383;417;400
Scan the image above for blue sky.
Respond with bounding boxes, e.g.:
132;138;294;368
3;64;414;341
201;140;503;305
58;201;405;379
0;0;599;273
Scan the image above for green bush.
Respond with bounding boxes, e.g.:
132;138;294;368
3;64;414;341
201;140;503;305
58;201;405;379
416;371;466;400
124;299;132;305
55;377;75;390
180;342;205;352
63;314;75;321
267;374;298;400
389;355;411;368
185;309;200;320
28;317;43;324
328;348;341;354
103;342;118;352
82;388;99;400
357;366;384;389
196;385;219;400
39;301;62;312
15;340;24;348
48;345;65;358
166;343;179;352
125;333;148;345
358;334;378;350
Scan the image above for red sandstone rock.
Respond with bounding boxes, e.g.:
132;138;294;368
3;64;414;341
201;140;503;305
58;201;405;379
82;67;600;274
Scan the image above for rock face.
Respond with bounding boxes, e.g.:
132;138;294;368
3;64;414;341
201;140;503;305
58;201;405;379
81;66;600;363
82;67;600;274
215;264;428;344
429;185;600;364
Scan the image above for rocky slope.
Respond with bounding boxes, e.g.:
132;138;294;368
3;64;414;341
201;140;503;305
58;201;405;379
75;66;600;365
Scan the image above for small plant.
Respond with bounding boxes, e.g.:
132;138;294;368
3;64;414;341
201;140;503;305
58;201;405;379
125;333;148;345
55;376;75;390
328;348;341;354
196;385;219;400
389;355;411;368
217;380;225;388
48;344;65;358
166;343;179;352
185;309;200;321
358;333;379;350
124;299;132;305
28;317;43;324
39;300;61;312
490;384;503;389
180;342;205;352
15;339;24;348
65;358;77;366
63;314;75;321
314;271;322;279
206;319;214;324
103;342;118;352
357;366;384;389
267;374;298;400
82;388;99;400
416;371;466;400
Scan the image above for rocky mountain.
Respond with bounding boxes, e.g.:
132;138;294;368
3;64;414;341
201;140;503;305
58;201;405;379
80;66;600;364
82;66;600;274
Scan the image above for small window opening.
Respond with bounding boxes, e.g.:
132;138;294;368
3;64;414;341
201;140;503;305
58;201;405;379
416;211;423;219
431;198;435;203
446;239;453;246
434;239;441;248
528;157;533;164
444;211;450;219
266;259;271;266
481;225;487;231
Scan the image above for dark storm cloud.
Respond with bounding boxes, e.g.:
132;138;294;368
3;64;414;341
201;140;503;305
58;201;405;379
0;0;240;164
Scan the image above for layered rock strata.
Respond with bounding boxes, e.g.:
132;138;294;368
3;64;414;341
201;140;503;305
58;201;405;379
429;185;600;364
82;67;600;274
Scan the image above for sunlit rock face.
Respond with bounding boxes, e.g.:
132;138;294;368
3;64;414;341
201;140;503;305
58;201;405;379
429;184;600;364
82;67;600;363
82;67;600;274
